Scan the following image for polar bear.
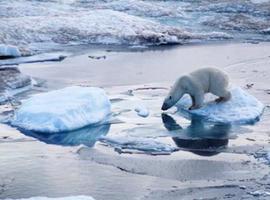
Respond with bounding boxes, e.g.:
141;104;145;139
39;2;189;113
161;67;231;110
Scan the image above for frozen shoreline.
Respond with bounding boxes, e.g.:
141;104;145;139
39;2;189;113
0;42;270;199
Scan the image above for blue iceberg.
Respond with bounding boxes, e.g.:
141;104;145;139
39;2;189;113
0;44;21;58
11;86;111;133
176;87;264;124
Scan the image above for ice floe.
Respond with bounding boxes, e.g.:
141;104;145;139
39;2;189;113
100;135;178;154
0;52;68;66
5;196;95;200
11;86;111;133
0;67;32;104
134;105;149;117
253;149;270;165
0;44;21;58
0;67;31;91
176;87;264;124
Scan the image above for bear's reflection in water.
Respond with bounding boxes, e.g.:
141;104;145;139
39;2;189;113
162;114;231;156
21;124;110;147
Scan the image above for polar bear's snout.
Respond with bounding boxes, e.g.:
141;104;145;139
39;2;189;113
162;95;178;110
161;102;170;110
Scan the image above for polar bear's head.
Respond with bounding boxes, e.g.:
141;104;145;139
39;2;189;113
162;76;190;110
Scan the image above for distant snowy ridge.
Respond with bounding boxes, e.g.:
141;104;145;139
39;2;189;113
0;10;193;49
5;196;95;200
1;0;270;55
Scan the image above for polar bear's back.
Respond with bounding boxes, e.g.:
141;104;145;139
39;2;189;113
190;67;229;93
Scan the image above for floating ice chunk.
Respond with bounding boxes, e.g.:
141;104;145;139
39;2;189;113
5;196;95;200
176;87;264;124
0;44;21;58
253;149;270;164
0;67;32;104
134;105;149;117
0;52;68;66
0;67;31;90
100;135;178;154
11;86;111;133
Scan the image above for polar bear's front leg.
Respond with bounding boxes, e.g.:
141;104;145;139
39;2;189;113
215;90;231;103
189;93;204;110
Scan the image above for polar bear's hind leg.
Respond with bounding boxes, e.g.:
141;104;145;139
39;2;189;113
189;92;204;110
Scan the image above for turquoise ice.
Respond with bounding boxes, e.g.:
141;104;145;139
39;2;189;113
177;87;264;124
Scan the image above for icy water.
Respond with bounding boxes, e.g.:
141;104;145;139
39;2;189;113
1;0;270;55
0;43;270;199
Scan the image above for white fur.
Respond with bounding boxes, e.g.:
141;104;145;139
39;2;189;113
162;67;231;110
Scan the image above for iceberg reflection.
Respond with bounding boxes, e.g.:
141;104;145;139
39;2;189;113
20;124;110;147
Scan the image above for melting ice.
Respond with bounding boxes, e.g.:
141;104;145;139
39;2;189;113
11;86;111;133
176;87;264;124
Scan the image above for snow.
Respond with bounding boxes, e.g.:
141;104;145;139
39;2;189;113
100;0;179;17
134;105;149;117
176;87;264;124
11;86;111;133
0;44;21;58
0;9;193;50
5;196;95;200
1;1;269;55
